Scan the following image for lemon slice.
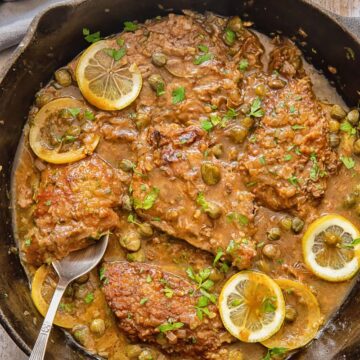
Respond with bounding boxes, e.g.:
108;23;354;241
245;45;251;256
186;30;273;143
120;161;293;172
302;214;360;282
31;265;77;328
262;279;322;350
76;40;142;110
218;271;285;342
29;97;100;164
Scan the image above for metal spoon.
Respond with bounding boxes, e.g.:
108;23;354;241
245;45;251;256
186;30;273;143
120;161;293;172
29;234;109;360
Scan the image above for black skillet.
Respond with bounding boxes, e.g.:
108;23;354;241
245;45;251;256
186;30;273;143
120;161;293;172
0;0;359;359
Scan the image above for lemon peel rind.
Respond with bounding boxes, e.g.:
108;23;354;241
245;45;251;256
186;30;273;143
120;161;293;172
302;214;360;282
219;271;285;343
76;40;143;111
261;278;322;350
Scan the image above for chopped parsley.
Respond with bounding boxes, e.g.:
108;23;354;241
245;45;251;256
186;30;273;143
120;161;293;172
83;28;101;43
213;249;224;266
196;192;210;212
262;296;277;313
172;86;186;104
85;109;95;120
134;187;160;210
288;175;299;187
186;267;216;303
259;155;266;165
309;153;319;181
123;21;138;32
261;347;288;360
195;295;212;320
104;47;126;61
201;119;214;132
164;287;174;298
238;58;249;71
158;321;184;333
340;121;356;135
146;275;152;283
140;298;148;305
226;212;249;226
230;299;242;307
24;238;31;247
248;97;265;118
68;107;80;117
84;292;94;304
292;124;306;130
340;155;355;169
284;154;292;161
194;44;213;65
343;237;360;249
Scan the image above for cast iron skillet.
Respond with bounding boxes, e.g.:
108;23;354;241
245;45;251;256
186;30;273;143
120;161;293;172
0;0;359;359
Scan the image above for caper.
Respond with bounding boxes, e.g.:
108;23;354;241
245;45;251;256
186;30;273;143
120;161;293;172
119;231;141;252
255;84;267;97
75;273;89;284
239;103;250;115
262;244;280;259
268;78;286;89
208;268;224;282
119;159;135;172
35;92;53;108
54;68;72;87
139;349;154;360
137;222;153;237
279;216;292;231
210;144;223;158
343;193;357;208
152;52;167;67
328;119;340;133
90;318;105;335
353;139;360;155
285;305;298;322
328;133;340;148
241;116;254;129
347;109;359;125
126;248;145;262
256;259;271;273
267;227;281;241
148;74;165;95
72;324;90;346
291;217;304;233
201;162;221;185
64;285;74;298
136;112;151;130
125;344;142;359
229;125;248;144
74;285;88;300
66;125;81;137
330;104;346;120
122;194;133;211
227;16;243;32
205;201;222;219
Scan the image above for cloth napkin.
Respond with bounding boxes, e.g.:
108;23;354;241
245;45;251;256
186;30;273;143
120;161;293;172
0;0;65;52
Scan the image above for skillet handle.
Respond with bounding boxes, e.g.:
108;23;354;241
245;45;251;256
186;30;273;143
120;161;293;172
29;278;68;360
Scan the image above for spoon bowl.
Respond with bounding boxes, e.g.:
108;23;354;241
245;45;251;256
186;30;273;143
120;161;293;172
29;234;109;360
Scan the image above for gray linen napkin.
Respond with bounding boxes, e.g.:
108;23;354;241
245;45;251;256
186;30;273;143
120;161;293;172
0;0;65;52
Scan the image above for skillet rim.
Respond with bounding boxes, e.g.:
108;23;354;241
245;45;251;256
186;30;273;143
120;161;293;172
0;0;359;357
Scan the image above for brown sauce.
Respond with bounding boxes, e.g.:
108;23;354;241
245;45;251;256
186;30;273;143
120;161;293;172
11;11;360;360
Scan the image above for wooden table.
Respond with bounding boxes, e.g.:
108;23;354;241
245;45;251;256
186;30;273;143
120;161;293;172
0;1;359;360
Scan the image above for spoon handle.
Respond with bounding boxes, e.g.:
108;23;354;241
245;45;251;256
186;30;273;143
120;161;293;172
29;278;69;360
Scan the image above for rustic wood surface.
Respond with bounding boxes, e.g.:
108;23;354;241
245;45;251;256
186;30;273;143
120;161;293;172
0;1;359;360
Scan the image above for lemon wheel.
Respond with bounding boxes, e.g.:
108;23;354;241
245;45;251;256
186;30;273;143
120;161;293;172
29;97;100;164
76;40;142;110
261;279;322;350
218;271;285;342
302;214;360;282
31;265;77;328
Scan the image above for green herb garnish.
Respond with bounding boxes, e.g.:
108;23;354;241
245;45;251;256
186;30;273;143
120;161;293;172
158;321;184;333
134;187;160;210
340;155;355;169
248;97;265;118
83;28;101;43
123;21;138;32
172;87;186;104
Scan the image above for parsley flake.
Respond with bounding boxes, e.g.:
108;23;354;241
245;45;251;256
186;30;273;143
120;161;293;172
158;321;184;333
248;97;265;118
84;292;94;304
340;155;355;169
238;58;249;71
172;87;186;104
123;21;138;32
134;187;160;210
83;28;101;43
